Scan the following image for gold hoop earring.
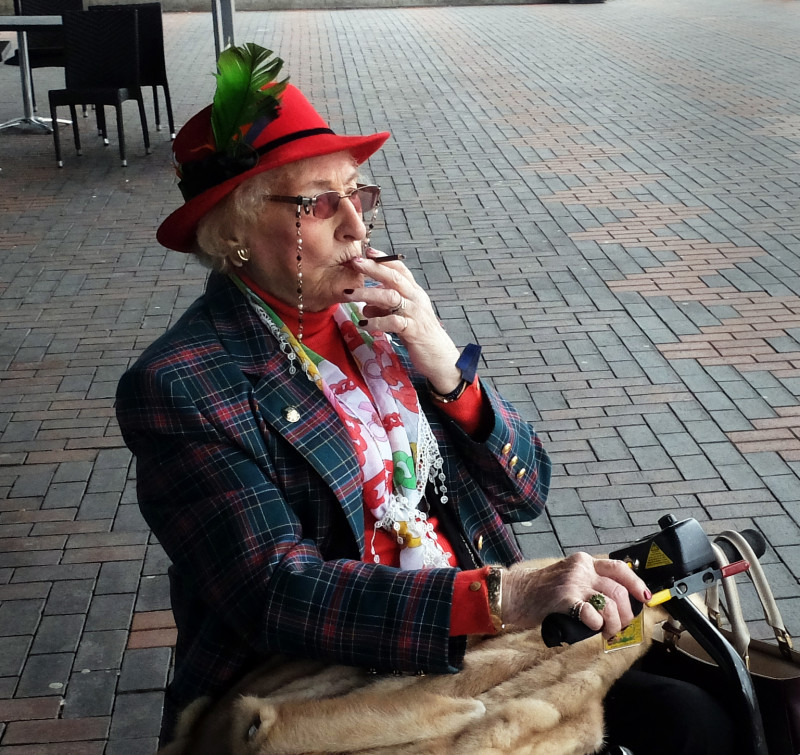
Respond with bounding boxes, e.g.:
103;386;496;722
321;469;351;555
236;247;251;263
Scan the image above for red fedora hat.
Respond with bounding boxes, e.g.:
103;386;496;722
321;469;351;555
157;83;390;254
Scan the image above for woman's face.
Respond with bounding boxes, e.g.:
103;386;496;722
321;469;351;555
242;151;369;312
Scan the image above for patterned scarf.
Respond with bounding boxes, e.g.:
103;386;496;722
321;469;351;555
232;275;451;569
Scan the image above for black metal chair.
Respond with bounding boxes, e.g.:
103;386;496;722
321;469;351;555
90;2;174;138
47;8;151;167
3;0;84;112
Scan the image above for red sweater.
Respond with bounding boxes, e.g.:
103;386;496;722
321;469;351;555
240;274;496;637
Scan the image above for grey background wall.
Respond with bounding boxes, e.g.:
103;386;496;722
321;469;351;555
1;0;552;16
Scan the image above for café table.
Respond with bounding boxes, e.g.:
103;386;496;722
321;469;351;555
0;15;63;133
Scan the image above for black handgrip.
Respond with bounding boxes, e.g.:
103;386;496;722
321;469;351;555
541;596;643;648
715;529;767;563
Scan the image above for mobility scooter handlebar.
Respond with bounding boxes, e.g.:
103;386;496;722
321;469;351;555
541;514;770;755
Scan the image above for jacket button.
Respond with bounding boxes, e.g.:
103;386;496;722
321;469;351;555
475;535;484;551
516;468;527;479
469;581;482;591
282;406;301;423
510;455;518;467
501;443;512;455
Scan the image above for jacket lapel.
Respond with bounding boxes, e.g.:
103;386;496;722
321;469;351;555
205;274;366;555
252;369;366;554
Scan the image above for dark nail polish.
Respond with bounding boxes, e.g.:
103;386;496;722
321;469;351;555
358;319;368;327
343;289;354;295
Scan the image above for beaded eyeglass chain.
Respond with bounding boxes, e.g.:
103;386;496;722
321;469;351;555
295;207;304;343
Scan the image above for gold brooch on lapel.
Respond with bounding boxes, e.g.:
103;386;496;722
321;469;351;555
282;405;301;423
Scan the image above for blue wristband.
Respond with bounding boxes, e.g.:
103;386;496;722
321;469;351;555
456;343;482;384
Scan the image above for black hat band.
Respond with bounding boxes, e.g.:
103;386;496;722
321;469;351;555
178;127;335;201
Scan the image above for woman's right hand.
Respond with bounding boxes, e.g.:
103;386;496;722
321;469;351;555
501;553;652;640
345;251;464;394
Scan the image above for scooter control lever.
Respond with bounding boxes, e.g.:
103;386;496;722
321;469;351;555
647;560;750;607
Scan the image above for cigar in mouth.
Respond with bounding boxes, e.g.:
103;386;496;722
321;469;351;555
373;254;405;264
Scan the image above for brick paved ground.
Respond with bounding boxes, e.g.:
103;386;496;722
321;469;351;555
1;0;799;750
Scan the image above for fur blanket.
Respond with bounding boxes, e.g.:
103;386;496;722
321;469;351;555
158;618;654;755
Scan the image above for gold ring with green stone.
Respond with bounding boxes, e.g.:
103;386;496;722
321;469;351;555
588;593;606;611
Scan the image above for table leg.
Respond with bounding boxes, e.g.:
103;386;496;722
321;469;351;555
0;30;54;134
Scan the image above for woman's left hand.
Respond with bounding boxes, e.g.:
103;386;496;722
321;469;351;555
502;554;652;640
344;250;463;394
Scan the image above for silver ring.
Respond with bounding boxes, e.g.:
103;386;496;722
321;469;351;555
389;296;406;315
397;316;409;334
568;600;586;621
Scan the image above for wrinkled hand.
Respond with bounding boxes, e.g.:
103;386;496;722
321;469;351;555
344;249;462;393
502;553;652;640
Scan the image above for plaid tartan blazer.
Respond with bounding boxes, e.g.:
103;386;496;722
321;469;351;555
116;273;551;715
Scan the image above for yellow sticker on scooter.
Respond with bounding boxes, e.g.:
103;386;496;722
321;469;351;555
645;542;673;569
604;613;645;653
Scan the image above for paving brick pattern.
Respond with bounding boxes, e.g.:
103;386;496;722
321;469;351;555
1;0;799;750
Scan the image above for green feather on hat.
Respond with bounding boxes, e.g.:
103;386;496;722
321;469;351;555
211;43;288;156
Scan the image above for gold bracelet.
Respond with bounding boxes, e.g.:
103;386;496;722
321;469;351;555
486;566;505;633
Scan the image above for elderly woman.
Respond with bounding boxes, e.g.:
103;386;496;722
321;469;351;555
116;46;734;755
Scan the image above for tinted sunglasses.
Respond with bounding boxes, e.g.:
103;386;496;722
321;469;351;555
269;184;381;220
